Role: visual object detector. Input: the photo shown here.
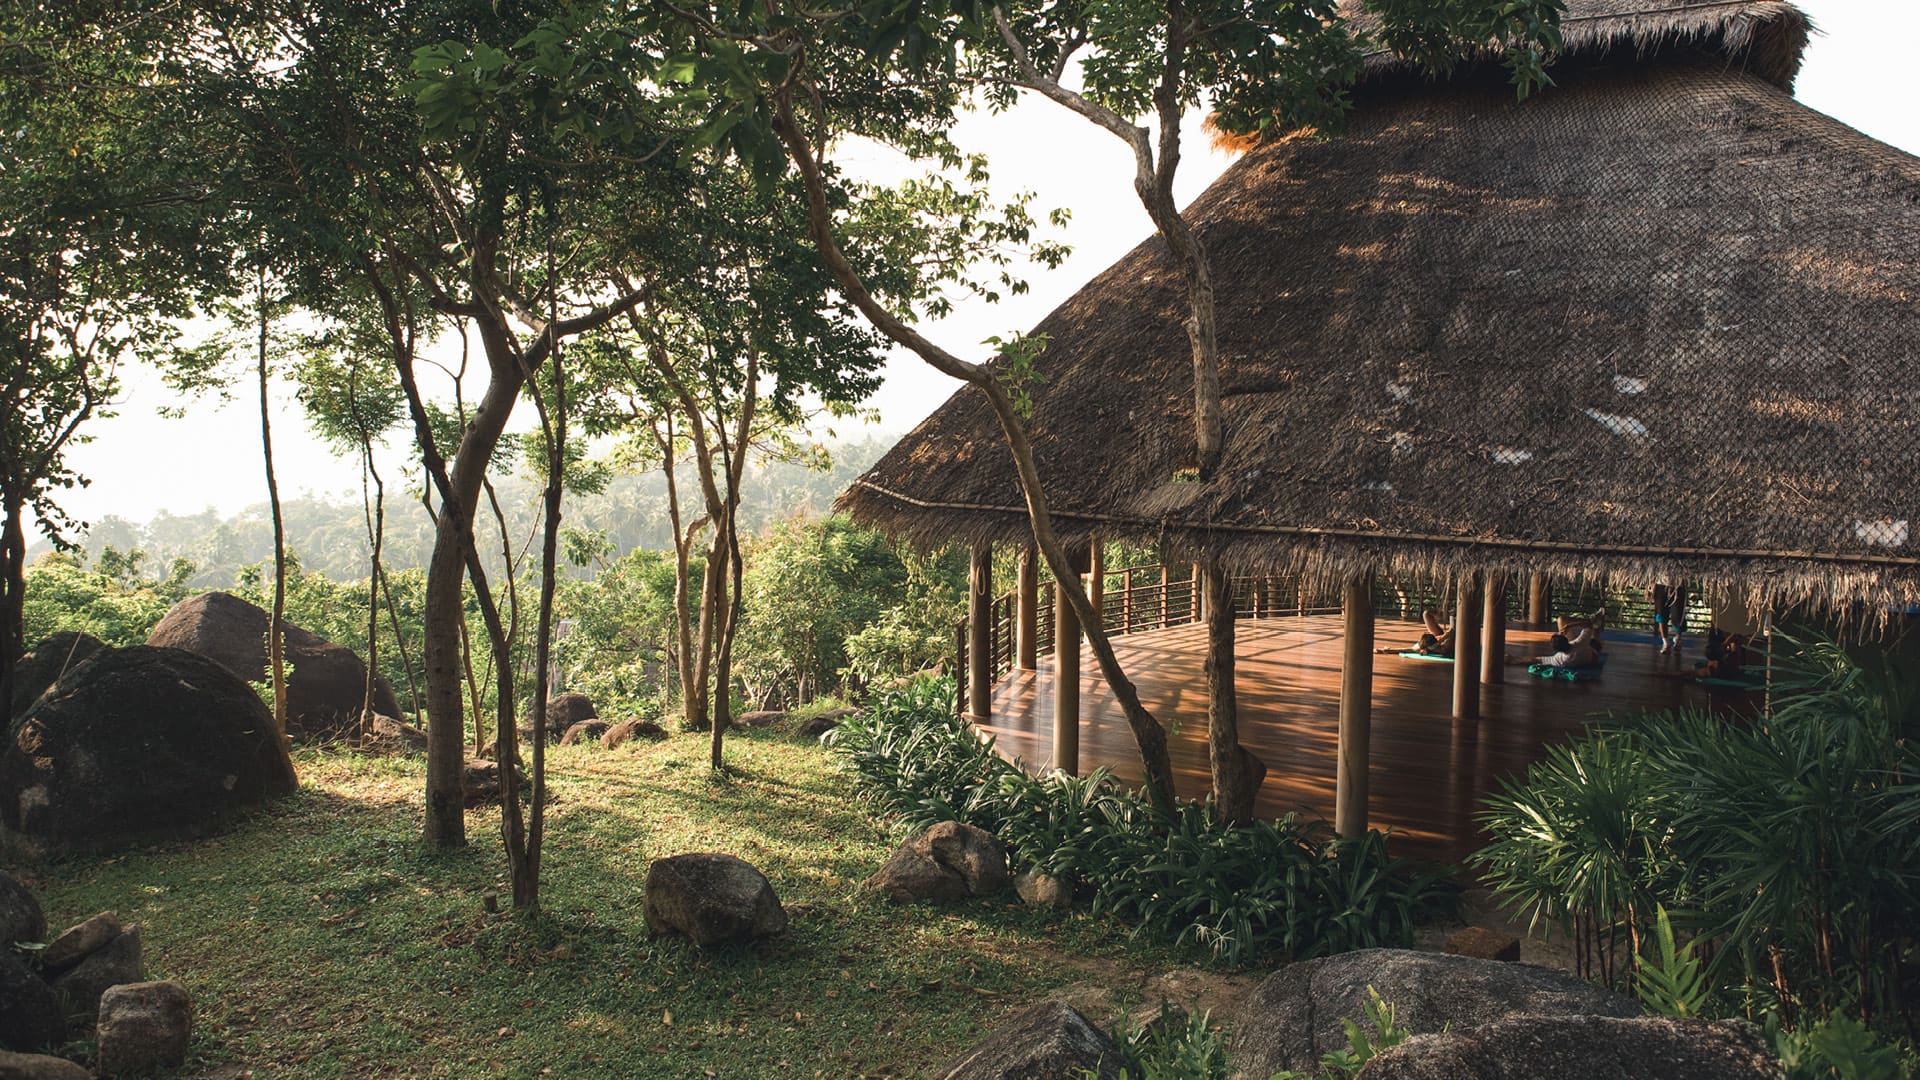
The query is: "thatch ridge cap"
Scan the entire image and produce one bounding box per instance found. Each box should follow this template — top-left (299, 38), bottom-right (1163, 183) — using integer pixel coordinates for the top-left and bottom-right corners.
top-left (1351, 0), bottom-right (1811, 92)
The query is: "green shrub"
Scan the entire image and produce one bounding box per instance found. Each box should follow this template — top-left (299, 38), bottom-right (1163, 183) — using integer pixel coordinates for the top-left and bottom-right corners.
top-left (1092, 1003), bottom-right (1232, 1080)
top-left (1474, 636), bottom-right (1920, 1039)
top-left (831, 679), bottom-right (1449, 965)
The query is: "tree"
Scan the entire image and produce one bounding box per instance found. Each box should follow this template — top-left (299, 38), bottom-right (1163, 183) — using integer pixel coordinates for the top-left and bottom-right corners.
top-left (210, 0), bottom-right (682, 847)
top-left (0, 3), bottom-right (223, 710)
top-left (294, 320), bottom-right (413, 725)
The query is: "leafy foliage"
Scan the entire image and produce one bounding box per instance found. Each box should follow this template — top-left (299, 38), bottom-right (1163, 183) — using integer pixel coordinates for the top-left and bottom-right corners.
top-left (1096, 1002), bottom-right (1232, 1080)
top-left (1475, 638), bottom-right (1920, 1038)
top-left (21, 548), bottom-right (195, 648)
top-left (1633, 906), bottom-right (1713, 1020)
top-left (829, 680), bottom-right (1450, 964)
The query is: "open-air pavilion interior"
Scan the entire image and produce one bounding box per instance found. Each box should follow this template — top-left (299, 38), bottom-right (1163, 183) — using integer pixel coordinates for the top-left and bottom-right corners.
top-left (840, 0), bottom-right (1920, 864)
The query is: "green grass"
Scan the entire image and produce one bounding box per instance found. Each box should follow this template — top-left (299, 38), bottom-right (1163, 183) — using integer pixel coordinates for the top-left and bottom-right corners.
top-left (22, 726), bottom-right (1187, 1078)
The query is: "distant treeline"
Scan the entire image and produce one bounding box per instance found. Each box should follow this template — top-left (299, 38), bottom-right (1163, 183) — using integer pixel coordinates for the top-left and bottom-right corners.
top-left (44, 436), bottom-right (894, 587)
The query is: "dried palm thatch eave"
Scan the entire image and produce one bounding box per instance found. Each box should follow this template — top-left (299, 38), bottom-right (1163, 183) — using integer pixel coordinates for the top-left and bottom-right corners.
top-left (839, 478), bottom-right (1920, 616)
top-left (1350, 0), bottom-right (1812, 92)
top-left (841, 44), bottom-right (1920, 615)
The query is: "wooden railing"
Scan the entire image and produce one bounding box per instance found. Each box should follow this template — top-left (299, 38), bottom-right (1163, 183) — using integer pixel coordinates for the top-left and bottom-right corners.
top-left (956, 568), bottom-right (1716, 716)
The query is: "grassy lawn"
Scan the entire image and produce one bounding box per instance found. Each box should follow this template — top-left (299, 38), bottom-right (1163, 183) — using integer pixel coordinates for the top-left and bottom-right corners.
top-left (21, 727), bottom-right (1195, 1079)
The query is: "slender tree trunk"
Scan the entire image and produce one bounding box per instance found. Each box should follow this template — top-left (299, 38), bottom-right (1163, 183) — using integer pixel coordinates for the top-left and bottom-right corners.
top-left (0, 497), bottom-right (25, 713)
top-left (256, 273), bottom-right (289, 742)
top-left (1203, 558), bottom-right (1254, 822)
top-left (378, 563), bottom-right (421, 719)
top-left (359, 444), bottom-right (384, 730)
top-left (772, 95), bottom-right (1177, 813)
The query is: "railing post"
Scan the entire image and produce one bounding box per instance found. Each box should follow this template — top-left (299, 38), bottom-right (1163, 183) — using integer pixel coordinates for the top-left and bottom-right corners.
top-left (968, 543), bottom-right (992, 722)
top-left (1191, 562), bottom-right (1203, 622)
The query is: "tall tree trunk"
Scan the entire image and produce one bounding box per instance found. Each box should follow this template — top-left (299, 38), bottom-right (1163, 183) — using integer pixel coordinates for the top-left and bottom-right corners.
top-left (1204, 558), bottom-right (1254, 822)
top-left (256, 273), bottom-right (289, 742)
top-left (412, 343), bottom-right (525, 847)
top-left (359, 443), bottom-right (385, 730)
top-left (772, 95), bottom-right (1177, 813)
top-left (657, 421), bottom-right (703, 729)
top-left (0, 497), bottom-right (25, 714)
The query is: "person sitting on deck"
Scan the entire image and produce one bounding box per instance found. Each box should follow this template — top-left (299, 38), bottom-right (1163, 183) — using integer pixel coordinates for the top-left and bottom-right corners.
top-left (1660, 628), bottom-right (1750, 680)
top-left (1556, 608), bottom-right (1609, 648)
top-left (1505, 632), bottom-right (1601, 669)
top-left (1376, 609), bottom-right (1455, 657)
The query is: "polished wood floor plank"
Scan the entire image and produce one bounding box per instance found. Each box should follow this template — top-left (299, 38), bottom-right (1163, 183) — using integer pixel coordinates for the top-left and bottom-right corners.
top-left (983, 616), bottom-right (1759, 864)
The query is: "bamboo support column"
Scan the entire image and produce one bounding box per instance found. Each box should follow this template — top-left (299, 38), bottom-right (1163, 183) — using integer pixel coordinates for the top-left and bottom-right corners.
top-left (1053, 571), bottom-right (1081, 775)
top-left (1527, 573), bottom-right (1550, 626)
top-left (1016, 547), bottom-right (1038, 670)
top-left (1452, 572), bottom-right (1483, 720)
top-left (1337, 570), bottom-right (1376, 839)
top-left (967, 544), bottom-right (992, 721)
top-left (1482, 573), bottom-right (1507, 686)
top-left (1088, 536), bottom-right (1104, 629)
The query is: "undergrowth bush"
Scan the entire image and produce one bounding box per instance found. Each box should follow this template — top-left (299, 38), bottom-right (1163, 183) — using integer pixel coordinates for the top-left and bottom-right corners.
top-left (829, 677), bottom-right (1450, 964)
top-left (1475, 635), bottom-right (1920, 1057)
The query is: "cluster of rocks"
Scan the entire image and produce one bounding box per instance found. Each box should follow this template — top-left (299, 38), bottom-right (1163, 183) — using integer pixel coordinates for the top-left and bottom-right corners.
top-left (933, 949), bottom-right (1782, 1079)
top-left (0, 872), bottom-right (191, 1077)
top-left (145, 592), bottom-right (400, 743)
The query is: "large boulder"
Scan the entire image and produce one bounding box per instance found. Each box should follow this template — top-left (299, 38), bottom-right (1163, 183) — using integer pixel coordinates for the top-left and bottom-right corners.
top-left (0, 951), bottom-right (63, 1052)
top-left (601, 719), bottom-right (669, 749)
top-left (0, 871), bottom-right (43, 948)
top-left (50, 923), bottom-right (142, 1025)
top-left (9, 633), bottom-right (108, 719)
top-left (540, 693), bottom-right (596, 737)
top-left (643, 853), bottom-right (787, 946)
top-left (867, 821), bottom-right (1010, 903)
top-left (462, 758), bottom-right (528, 809)
top-left (1231, 949), bottom-right (1639, 1077)
top-left (1358, 1015), bottom-right (1783, 1080)
top-left (360, 714), bottom-right (428, 754)
top-left (144, 591), bottom-right (400, 742)
top-left (94, 980), bottom-right (193, 1077)
top-left (41, 912), bottom-right (121, 972)
top-left (559, 719), bottom-right (610, 747)
top-left (0, 1051), bottom-right (91, 1080)
top-left (935, 1001), bottom-right (1122, 1080)
top-left (1, 648), bottom-right (298, 853)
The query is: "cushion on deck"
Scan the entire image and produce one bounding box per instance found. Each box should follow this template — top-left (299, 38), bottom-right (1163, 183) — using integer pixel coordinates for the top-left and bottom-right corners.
top-left (1397, 651), bottom-right (1455, 662)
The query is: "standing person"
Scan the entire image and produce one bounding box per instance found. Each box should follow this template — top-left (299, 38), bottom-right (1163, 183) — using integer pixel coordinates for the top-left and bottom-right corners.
top-left (1651, 584), bottom-right (1686, 654)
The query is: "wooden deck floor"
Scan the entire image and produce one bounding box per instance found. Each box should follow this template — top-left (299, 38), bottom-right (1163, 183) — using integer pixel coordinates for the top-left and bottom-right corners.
top-left (982, 615), bottom-right (1761, 865)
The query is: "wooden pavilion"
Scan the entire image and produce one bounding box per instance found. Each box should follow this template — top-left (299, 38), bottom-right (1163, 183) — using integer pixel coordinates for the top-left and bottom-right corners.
top-left (840, 0), bottom-right (1920, 857)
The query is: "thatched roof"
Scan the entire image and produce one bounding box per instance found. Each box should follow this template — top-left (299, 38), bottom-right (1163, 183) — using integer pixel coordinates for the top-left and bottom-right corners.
top-left (842, 0), bottom-right (1920, 608)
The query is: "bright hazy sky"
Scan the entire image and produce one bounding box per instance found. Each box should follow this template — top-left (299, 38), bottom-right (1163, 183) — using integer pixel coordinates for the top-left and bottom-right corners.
top-left (55, 0), bottom-right (1920, 532)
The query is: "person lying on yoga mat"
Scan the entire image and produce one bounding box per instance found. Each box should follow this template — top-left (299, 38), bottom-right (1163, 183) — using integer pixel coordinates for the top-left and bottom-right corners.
top-left (1504, 633), bottom-right (1601, 669)
top-left (1376, 609), bottom-right (1455, 657)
